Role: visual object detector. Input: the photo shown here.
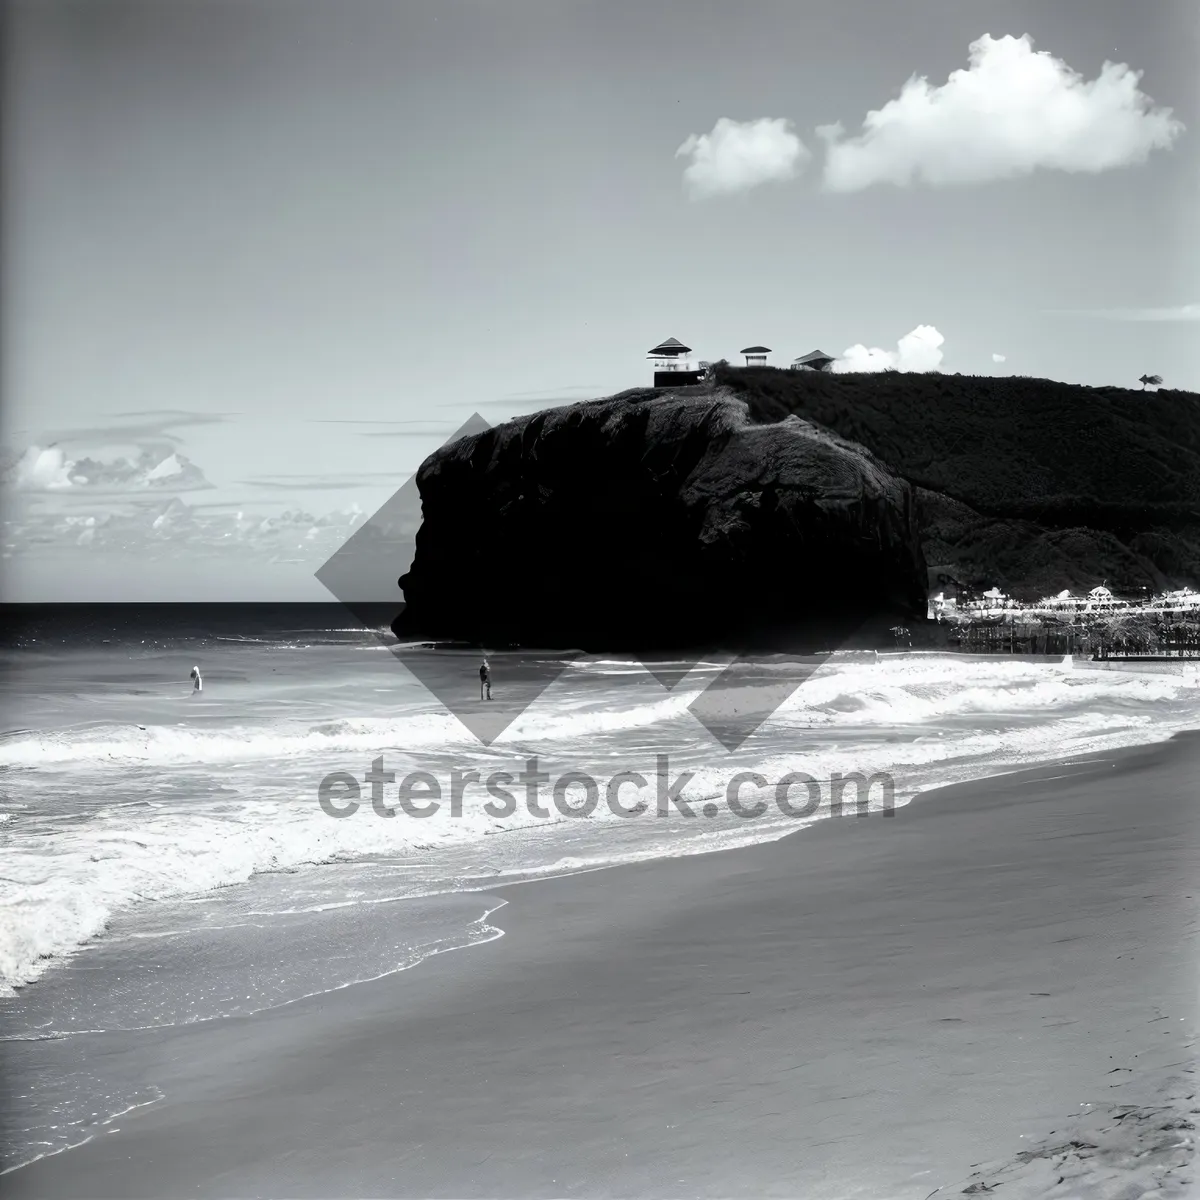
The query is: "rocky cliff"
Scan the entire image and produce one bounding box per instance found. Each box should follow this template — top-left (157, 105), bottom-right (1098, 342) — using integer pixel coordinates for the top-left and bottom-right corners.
top-left (393, 389), bottom-right (928, 651)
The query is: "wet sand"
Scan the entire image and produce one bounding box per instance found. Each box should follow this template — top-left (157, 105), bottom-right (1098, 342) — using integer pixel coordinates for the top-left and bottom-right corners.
top-left (5, 733), bottom-right (1198, 1198)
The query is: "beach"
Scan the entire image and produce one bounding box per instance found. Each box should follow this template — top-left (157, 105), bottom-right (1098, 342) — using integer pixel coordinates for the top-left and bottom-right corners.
top-left (5, 728), bottom-right (1196, 1198)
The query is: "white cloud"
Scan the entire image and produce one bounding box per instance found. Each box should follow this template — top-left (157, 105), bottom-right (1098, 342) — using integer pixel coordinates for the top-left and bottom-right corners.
top-left (3, 497), bottom-right (370, 561)
top-left (832, 325), bottom-right (945, 373)
top-left (1056, 303), bottom-right (1200, 321)
top-left (992, 353), bottom-right (1007, 363)
top-left (676, 117), bottom-right (810, 199)
top-left (12, 446), bottom-right (77, 491)
top-left (3, 443), bottom-right (211, 493)
top-left (143, 452), bottom-right (185, 483)
top-left (1133, 304), bottom-right (1200, 321)
top-left (820, 34), bottom-right (1184, 192)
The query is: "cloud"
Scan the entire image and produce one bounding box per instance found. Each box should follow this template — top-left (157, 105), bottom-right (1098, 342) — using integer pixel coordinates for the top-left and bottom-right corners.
top-left (831, 325), bottom-right (945, 373)
top-left (0, 425), bottom-right (414, 577)
top-left (501, 386), bottom-right (600, 400)
top-left (358, 427), bottom-right (467, 439)
top-left (819, 34), bottom-right (1184, 192)
top-left (3, 443), bottom-right (212, 494)
top-left (11, 446), bottom-right (76, 491)
top-left (676, 117), bottom-right (810, 199)
top-left (36, 411), bottom-right (233, 447)
top-left (2, 497), bottom-right (375, 562)
top-left (992, 353), bottom-right (1007, 363)
top-left (239, 473), bottom-right (403, 491)
top-left (1050, 303), bottom-right (1200, 322)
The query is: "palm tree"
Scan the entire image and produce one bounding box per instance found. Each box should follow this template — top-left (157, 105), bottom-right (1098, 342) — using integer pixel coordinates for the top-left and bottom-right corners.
top-left (1138, 373), bottom-right (1163, 389)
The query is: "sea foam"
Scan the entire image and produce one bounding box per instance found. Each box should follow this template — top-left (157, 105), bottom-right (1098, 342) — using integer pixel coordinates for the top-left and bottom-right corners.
top-left (1, 651), bottom-right (1196, 993)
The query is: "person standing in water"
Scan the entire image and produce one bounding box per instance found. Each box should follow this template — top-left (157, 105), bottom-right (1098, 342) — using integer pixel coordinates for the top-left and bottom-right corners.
top-left (479, 658), bottom-right (491, 701)
top-left (190, 665), bottom-right (202, 695)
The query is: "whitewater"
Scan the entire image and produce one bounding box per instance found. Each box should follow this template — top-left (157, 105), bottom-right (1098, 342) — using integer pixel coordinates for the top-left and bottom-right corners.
top-left (3, 630), bottom-right (1197, 1007)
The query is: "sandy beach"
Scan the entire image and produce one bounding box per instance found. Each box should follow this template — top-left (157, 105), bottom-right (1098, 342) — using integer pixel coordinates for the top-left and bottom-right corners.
top-left (5, 731), bottom-right (1198, 1198)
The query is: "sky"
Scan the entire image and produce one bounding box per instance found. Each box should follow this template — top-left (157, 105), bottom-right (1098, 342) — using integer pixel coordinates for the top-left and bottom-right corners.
top-left (2, 0), bottom-right (1197, 601)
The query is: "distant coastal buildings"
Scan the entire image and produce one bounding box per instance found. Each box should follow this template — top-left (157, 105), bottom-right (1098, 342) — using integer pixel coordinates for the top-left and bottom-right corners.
top-left (648, 337), bottom-right (835, 387)
top-left (924, 584), bottom-right (1200, 657)
top-left (928, 584), bottom-right (1200, 622)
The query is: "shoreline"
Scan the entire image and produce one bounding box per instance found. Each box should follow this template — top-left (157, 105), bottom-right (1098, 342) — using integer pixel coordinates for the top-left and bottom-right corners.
top-left (4, 729), bottom-right (1197, 1197)
top-left (3, 681), bottom-right (1193, 1001)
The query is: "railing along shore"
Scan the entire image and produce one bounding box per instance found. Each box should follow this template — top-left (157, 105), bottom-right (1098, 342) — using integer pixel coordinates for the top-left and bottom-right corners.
top-left (896, 612), bottom-right (1200, 656)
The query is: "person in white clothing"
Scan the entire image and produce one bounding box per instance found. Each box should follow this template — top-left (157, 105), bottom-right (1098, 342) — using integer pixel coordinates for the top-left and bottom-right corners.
top-left (190, 665), bottom-right (202, 695)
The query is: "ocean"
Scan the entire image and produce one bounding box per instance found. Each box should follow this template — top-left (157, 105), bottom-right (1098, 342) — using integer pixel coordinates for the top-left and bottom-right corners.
top-left (1, 603), bottom-right (1198, 1169)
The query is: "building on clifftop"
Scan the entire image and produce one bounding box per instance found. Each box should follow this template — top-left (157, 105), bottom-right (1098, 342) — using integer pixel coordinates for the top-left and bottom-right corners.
top-left (790, 349), bottom-right (836, 372)
top-left (648, 336), bottom-right (706, 389)
top-left (740, 344), bottom-right (771, 367)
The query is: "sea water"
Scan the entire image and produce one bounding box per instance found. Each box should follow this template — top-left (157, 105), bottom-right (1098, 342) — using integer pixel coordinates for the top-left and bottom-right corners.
top-left (1, 607), bottom-right (1198, 1167)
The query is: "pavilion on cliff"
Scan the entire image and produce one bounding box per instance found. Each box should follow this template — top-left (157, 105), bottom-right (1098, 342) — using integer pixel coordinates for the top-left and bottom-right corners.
top-left (648, 337), bottom-right (693, 371)
top-left (648, 336), bottom-right (706, 389)
top-left (790, 349), bottom-right (836, 372)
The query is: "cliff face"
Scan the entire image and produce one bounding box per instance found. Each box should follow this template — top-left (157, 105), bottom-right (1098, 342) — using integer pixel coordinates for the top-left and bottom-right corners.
top-left (393, 389), bottom-right (928, 651)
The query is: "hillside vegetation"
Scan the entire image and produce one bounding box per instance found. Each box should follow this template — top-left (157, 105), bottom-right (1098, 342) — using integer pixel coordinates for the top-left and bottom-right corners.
top-left (712, 364), bottom-right (1200, 599)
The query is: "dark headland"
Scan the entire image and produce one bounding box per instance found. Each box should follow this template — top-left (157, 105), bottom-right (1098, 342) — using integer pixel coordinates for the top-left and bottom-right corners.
top-left (394, 387), bottom-right (927, 652)
top-left (393, 367), bottom-right (1200, 650)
